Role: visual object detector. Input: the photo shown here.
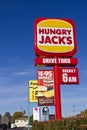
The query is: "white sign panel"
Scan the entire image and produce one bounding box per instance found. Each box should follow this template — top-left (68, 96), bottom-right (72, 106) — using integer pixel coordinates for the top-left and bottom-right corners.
top-left (33, 107), bottom-right (40, 121)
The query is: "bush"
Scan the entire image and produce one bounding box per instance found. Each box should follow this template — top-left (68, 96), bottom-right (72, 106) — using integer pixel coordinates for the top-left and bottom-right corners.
top-left (32, 117), bottom-right (87, 130)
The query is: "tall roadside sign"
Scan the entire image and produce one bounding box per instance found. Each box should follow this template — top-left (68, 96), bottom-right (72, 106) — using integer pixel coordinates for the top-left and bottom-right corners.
top-left (28, 80), bottom-right (38, 130)
top-left (34, 18), bottom-right (79, 119)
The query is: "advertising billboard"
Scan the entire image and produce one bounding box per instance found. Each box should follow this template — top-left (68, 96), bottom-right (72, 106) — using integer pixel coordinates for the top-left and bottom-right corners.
top-left (59, 68), bottom-right (79, 84)
top-left (29, 80), bottom-right (38, 102)
top-left (38, 70), bottom-right (54, 106)
top-left (34, 18), bottom-right (77, 57)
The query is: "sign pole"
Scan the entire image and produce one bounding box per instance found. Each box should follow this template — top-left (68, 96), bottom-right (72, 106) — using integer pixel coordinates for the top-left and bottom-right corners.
top-left (54, 64), bottom-right (62, 119)
top-left (28, 81), bottom-right (30, 130)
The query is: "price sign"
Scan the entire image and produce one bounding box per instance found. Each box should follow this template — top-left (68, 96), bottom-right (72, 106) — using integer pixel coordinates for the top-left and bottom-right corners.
top-left (59, 68), bottom-right (79, 84)
top-left (38, 70), bottom-right (54, 106)
top-left (38, 70), bottom-right (53, 79)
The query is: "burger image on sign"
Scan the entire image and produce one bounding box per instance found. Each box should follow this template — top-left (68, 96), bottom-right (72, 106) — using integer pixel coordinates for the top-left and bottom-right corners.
top-left (34, 18), bottom-right (77, 57)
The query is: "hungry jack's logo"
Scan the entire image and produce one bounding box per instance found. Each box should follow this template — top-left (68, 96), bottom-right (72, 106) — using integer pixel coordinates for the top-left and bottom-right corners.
top-left (34, 18), bottom-right (77, 57)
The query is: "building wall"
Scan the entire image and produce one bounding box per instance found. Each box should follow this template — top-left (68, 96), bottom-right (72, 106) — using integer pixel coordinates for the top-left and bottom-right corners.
top-left (15, 119), bottom-right (28, 127)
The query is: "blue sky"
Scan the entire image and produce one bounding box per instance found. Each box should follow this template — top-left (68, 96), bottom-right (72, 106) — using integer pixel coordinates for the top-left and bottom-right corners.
top-left (0, 0), bottom-right (87, 117)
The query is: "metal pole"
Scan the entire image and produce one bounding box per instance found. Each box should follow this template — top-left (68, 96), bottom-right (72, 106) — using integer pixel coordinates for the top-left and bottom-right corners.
top-left (28, 81), bottom-right (30, 130)
top-left (54, 65), bottom-right (62, 119)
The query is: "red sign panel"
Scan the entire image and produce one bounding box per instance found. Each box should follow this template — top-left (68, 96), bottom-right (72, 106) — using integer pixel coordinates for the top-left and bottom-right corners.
top-left (35, 57), bottom-right (78, 66)
top-left (59, 68), bottom-right (79, 84)
top-left (34, 18), bottom-right (77, 57)
top-left (38, 70), bottom-right (54, 106)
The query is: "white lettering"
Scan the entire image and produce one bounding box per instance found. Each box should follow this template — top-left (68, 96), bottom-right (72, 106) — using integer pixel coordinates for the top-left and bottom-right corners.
top-left (62, 69), bottom-right (76, 73)
top-left (58, 58), bottom-right (70, 63)
top-left (62, 73), bottom-right (77, 83)
top-left (68, 77), bottom-right (77, 82)
top-left (62, 73), bottom-right (68, 82)
top-left (43, 58), bottom-right (57, 64)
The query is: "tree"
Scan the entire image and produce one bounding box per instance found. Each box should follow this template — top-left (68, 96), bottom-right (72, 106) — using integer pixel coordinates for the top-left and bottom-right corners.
top-left (11, 111), bottom-right (23, 123)
top-left (22, 110), bottom-right (26, 116)
top-left (4, 112), bottom-right (11, 120)
top-left (29, 114), bottom-right (33, 124)
top-left (21, 108), bottom-right (26, 116)
top-left (0, 114), bottom-right (2, 118)
top-left (80, 109), bottom-right (87, 117)
top-left (0, 114), bottom-right (2, 123)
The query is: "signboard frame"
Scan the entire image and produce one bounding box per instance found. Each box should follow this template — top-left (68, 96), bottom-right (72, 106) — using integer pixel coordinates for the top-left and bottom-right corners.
top-left (34, 18), bottom-right (77, 57)
top-left (59, 67), bottom-right (79, 84)
top-left (35, 57), bottom-right (78, 66)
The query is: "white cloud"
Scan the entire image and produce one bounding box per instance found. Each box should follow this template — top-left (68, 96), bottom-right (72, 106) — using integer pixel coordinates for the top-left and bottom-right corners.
top-left (14, 71), bottom-right (30, 76)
